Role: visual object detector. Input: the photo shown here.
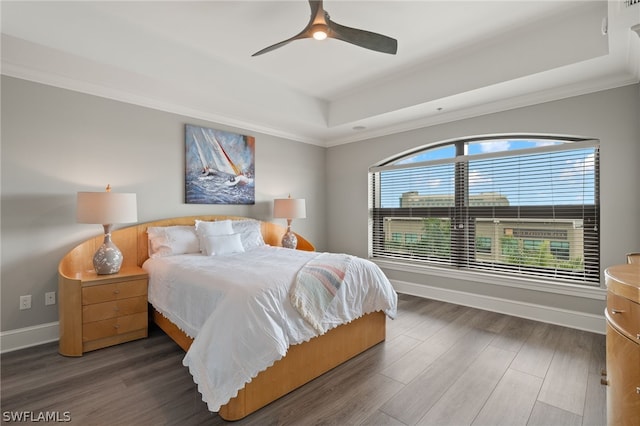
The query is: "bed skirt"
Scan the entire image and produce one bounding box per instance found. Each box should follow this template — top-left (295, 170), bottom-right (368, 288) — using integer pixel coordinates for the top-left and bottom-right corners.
top-left (152, 308), bottom-right (386, 420)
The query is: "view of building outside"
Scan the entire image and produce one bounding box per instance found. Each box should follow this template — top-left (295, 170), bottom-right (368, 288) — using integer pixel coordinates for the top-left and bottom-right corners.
top-left (384, 192), bottom-right (584, 269)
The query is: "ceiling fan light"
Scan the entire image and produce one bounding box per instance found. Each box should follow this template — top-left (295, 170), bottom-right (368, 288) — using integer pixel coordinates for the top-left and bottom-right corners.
top-left (313, 31), bottom-right (327, 40)
top-left (311, 24), bottom-right (328, 40)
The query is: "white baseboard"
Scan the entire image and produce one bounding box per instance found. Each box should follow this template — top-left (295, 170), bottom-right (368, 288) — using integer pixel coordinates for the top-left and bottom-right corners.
top-left (0, 322), bottom-right (59, 354)
top-left (392, 280), bottom-right (606, 335)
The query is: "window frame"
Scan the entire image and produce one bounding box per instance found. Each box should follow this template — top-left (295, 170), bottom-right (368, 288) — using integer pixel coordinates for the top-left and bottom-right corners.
top-left (368, 135), bottom-right (600, 287)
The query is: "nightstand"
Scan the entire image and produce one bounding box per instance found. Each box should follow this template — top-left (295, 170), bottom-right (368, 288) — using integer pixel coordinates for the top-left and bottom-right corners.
top-left (59, 265), bottom-right (148, 356)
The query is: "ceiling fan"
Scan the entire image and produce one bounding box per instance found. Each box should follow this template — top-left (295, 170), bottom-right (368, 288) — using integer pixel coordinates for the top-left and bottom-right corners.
top-left (252, 0), bottom-right (398, 56)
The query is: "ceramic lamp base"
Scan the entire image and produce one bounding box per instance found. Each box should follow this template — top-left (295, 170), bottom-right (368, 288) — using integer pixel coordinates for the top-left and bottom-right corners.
top-left (281, 230), bottom-right (298, 249)
top-left (93, 226), bottom-right (123, 274)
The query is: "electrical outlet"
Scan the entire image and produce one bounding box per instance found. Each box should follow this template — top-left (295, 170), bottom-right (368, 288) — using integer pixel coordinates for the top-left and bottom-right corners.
top-left (19, 295), bottom-right (32, 310)
top-left (45, 291), bottom-right (56, 306)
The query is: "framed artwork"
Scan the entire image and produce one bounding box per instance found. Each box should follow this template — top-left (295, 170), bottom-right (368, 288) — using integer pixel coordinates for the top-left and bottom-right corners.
top-left (185, 124), bottom-right (255, 204)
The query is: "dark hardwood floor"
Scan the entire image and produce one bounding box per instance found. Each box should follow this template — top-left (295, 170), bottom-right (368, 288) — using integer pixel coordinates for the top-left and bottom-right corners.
top-left (1, 294), bottom-right (606, 425)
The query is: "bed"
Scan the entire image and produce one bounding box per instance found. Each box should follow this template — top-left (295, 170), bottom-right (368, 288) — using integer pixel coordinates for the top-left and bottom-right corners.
top-left (58, 215), bottom-right (397, 420)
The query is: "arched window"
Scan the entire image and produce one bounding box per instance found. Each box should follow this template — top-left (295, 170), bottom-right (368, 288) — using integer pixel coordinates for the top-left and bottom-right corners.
top-left (368, 135), bottom-right (599, 285)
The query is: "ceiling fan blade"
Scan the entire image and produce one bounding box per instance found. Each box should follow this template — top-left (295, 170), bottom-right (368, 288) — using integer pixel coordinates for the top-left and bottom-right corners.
top-left (308, 0), bottom-right (325, 24)
top-left (252, 32), bottom-right (309, 57)
top-left (328, 20), bottom-right (397, 55)
top-left (252, 0), bottom-right (323, 57)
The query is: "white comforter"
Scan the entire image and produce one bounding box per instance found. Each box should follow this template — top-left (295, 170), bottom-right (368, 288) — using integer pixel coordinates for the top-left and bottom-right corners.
top-left (143, 246), bottom-right (397, 412)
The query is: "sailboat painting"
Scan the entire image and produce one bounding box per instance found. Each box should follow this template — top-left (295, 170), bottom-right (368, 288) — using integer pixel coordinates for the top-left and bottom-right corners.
top-left (185, 124), bottom-right (255, 204)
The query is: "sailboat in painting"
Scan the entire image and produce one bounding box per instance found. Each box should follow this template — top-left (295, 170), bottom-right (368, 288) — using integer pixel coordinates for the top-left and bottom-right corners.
top-left (194, 127), bottom-right (253, 185)
top-left (185, 125), bottom-right (255, 205)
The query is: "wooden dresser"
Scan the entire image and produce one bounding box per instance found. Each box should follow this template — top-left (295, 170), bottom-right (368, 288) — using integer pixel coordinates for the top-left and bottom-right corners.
top-left (604, 263), bottom-right (640, 425)
top-left (59, 266), bottom-right (148, 356)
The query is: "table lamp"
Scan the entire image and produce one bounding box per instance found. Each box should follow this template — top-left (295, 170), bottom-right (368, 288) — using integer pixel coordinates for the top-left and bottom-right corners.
top-left (273, 195), bottom-right (306, 249)
top-left (76, 185), bottom-right (138, 274)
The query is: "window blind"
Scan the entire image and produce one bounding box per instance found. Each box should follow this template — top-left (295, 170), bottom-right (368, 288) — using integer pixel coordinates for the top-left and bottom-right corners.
top-left (369, 137), bottom-right (600, 285)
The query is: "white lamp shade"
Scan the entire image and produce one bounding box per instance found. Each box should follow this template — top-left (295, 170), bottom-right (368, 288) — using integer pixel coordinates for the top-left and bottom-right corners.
top-left (77, 192), bottom-right (138, 225)
top-left (273, 198), bottom-right (306, 219)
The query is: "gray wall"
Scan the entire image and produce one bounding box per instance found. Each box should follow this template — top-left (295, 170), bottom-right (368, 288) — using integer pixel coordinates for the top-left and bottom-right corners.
top-left (326, 84), bottom-right (640, 318)
top-left (1, 76), bottom-right (326, 332)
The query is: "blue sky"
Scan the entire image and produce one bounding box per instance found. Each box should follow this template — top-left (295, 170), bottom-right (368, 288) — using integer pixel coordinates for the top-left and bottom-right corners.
top-left (380, 139), bottom-right (596, 208)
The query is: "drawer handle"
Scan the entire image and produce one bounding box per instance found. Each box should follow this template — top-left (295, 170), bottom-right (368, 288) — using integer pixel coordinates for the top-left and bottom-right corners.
top-left (637, 387), bottom-right (640, 395)
top-left (610, 309), bottom-right (625, 314)
top-left (113, 290), bottom-right (120, 295)
top-left (637, 333), bottom-right (640, 340)
top-left (113, 307), bottom-right (120, 312)
top-left (114, 324), bottom-right (120, 329)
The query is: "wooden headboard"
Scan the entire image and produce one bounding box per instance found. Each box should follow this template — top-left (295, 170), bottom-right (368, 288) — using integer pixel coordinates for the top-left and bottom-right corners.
top-left (59, 215), bottom-right (314, 279)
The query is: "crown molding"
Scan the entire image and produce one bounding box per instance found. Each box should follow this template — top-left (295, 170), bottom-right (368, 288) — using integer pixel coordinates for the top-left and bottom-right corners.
top-left (1, 61), bottom-right (328, 148)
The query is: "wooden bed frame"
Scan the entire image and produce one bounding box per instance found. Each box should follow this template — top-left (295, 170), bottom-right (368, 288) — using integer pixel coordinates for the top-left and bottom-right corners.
top-left (58, 215), bottom-right (387, 421)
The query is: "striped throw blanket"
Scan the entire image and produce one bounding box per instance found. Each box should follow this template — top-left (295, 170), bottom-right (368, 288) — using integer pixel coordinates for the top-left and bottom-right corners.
top-left (290, 252), bottom-right (352, 334)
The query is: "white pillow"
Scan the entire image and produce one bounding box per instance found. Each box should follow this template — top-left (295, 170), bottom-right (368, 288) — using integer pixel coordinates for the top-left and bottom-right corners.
top-left (147, 226), bottom-right (200, 258)
top-left (203, 233), bottom-right (245, 256)
top-left (195, 219), bottom-right (234, 255)
top-left (232, 220), bottom-right (265, 250)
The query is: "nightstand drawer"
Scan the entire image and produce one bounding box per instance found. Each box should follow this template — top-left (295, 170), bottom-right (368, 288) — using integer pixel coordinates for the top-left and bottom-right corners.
top-left (82, 296), bottom-right (147, 323)
top-left (82, 312), bottom-right (148, 342)
top-left (82, 279), bottom-right (147, 305)
top-left (607, 291), bottom-right (640, 338)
